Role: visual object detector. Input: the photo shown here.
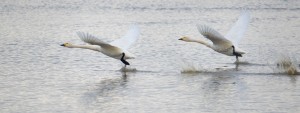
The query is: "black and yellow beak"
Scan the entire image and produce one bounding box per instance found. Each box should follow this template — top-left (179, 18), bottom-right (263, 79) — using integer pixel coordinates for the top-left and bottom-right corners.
top-left (60, 44), bottom-right (65, 46)
top-left (178, 38), bottom-right (183, 40)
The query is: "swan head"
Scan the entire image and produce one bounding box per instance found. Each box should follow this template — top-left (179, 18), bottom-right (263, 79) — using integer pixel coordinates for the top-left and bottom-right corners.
top-left (178, 36), bottom-right (193, 42)
top-left (60, 43), bottom-right (73, 48)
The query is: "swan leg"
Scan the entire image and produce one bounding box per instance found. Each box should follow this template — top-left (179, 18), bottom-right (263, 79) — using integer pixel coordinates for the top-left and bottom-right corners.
top-left (236, 55), bottom-right (239, 63)
top-left (120, 53), bottom-right (130, 66)
top-left (232, 45), bottom-right (241, 64)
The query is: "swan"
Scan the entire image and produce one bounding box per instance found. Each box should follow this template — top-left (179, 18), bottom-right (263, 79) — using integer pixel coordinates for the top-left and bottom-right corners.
top-left (61, 24), bottom-right (140, 66)
top-left (179, 10), bottom-right (250, 62)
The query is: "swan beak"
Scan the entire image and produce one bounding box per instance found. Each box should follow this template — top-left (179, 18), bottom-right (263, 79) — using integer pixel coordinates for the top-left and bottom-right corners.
top-left (178, 38), bottom-right (183, 40)
top-left (60, 44), bottom-right (65, 46)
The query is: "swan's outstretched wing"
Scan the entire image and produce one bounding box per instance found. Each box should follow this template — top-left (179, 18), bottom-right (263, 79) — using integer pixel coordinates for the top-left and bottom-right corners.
top-left (110, 24), bottom-right (140, 50)
top-left (225, 10), bottom-right (250, 46)
top-left (76, 31), bottom-right (116, 49)
top-left (197, 25), bottom-right (232, 47)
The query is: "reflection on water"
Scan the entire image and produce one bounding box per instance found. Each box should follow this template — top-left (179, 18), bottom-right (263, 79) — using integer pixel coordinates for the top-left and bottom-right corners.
top-left (119, 67), bottom-right (138, 72)
top-left (81, 73), bottom-right (128, 106)
top-left (1, 0), bottom-right (300, 113)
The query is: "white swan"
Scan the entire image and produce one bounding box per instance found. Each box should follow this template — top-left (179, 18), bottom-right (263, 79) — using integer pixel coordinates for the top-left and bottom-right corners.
top-left (179, 10), bottom-right (250, 62)
top-left (61, 24), bottom-right (140, 66)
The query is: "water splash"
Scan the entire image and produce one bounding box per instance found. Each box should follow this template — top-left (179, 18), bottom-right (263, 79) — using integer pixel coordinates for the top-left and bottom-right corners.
top-left (180, 60), bottom-right (207, 73)
top-left (271, 54), bottom-right (299, 75)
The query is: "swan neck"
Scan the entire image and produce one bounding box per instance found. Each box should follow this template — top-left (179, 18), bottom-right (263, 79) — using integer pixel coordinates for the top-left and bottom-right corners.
top-left (70, 45), bottom-right (101, 51)
top-left (190, 38), bottom-right (212, 48)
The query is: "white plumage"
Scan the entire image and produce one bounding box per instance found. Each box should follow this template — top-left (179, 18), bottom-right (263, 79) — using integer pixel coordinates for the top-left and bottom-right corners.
top-left (61, 24), bottom-right (140, 66)
top-left (179, 10), bottom-right (250, 62)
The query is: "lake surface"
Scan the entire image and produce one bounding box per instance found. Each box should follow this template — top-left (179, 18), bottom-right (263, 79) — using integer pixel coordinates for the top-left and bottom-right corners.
top-left (1, 0), bottom-right (300, 112)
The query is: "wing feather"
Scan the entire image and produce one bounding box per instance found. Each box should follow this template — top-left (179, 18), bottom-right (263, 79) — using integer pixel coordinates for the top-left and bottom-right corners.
top-left (76, 31), bottom-right (116, 49)
top-left (225, 10), bottom-right (250, 46)
top-left (197, 25), bottom-right (232, 47)
top-left (110, 24), bottom-right (140, 50)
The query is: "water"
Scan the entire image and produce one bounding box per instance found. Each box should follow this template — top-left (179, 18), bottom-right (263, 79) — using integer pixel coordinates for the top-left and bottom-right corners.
top-left (1, 0), bottom-right (300, 112)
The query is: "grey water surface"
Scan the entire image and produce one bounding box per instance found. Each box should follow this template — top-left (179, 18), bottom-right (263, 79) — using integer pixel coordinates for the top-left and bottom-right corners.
top-left (1, 0), bottom-right (300, 113)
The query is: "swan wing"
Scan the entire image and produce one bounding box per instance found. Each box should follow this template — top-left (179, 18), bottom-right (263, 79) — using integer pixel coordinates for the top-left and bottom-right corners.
top-left (76, 31), bottom-right (117, 49)
top-left (110, 24), bottom-right (140, 50)
top-left (225, 10), bottom-right (250, 46)
top-left (197, 25), bottom-right (232, 47)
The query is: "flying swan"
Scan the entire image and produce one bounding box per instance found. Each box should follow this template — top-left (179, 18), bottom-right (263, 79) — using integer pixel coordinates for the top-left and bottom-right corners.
top-left (61, 24), bottom-right (140, 67)
top-left (179, 10), bottom-right (250, 62)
